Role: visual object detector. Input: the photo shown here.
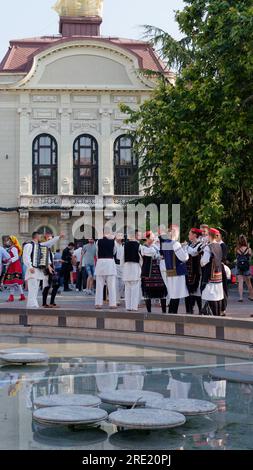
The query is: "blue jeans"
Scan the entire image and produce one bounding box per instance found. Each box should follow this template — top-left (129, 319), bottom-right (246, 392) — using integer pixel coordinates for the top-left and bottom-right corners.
top-left (85, 264), bottom-right (95, 278)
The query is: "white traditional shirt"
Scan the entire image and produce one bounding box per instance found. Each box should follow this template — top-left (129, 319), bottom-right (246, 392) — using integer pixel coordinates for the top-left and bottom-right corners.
top-left (167, 241), bottom-right (189, 299)
top-left (115, 242), bottom-right (124, 278)
top-left (201, 245), bottom-right (224, 301)
top-left (95, 240), bottom-right (117, 277)
top-left (23, 236), bottom-right (60, 281)
top-left (122, 240), bottom-right (141, 282)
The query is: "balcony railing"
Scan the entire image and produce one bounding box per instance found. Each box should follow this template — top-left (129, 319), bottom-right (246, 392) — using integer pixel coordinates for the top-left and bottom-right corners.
top-left (19, 195), bottom-right (141, 210)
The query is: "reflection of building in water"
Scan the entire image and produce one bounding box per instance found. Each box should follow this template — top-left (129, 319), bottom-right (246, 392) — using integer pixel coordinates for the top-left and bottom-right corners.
top-left (118, 364), bottom-right (145, 390)
top-left (95, 361), bottom-right (118, 392)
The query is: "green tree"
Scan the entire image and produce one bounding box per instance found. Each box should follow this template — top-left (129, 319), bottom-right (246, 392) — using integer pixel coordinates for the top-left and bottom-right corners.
top-left (122, 0), bottom-right (253, 241)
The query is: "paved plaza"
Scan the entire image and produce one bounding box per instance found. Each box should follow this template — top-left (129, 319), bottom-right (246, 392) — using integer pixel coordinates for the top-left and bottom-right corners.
top-left (0, 286), bottom-right (252, 319)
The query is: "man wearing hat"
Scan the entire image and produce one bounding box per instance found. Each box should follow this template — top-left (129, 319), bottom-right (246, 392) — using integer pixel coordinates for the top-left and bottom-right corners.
top-left (161, 224), bottom-right (189, 314)
top-left (185, 228), bottom-right (203, 314)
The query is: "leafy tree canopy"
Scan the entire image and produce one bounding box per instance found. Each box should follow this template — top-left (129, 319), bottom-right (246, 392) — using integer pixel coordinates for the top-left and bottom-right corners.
top-left (122, 0), bottom-right (253, 243)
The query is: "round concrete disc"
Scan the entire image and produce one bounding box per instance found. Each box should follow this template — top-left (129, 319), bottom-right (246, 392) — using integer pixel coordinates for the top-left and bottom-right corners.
top-left (147, 398), bottom-right (217, 416)
top-left (98, 390), bottom-right (163, 407)
top-left (0, 352), bottom-right (49, 365)
top-left (33, 406), bottom-right (108, 426)
top-left (34, 394), bottom-right (101, 409)
top-left (0, 348), bottom-right (46, 355)
top-left (109, 409), bottom-right (186, 430)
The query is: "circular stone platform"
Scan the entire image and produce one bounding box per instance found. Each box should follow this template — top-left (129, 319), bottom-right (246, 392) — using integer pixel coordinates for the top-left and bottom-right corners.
top-left (98, 390), bottom-right (163, 407)
top-left (109, 409), bottom-right (186, 430)
top-left (0, 352), bottom-right (49, 365)
top-left (146, 398), bottom-right (217, 416)
top-left (0, 348), bottom-right (46, 355)
top-left (34, 394), bottom-right (101, 409)
top-left (33, 406), bottom-right (108, 426)
top-left (210, 368), bottom-right (253, 384)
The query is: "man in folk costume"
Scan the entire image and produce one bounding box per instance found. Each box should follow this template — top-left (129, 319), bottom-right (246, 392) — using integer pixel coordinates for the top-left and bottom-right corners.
top-left (140, 231), bottom-right (168, 313)
top-left (215, 229), bottom-right (229, 316)
top-left (42, 232), bottom-right (61, 309)
top-left (161, 225), bottom-right (189, 314)
top-left (23, 231), bottom-right (64, 309)
top-left (185, 228), bottom-right (203, 314)
top-left (157, 225), bottom-right (170, 305)
top-left (3, 236), bottom-right (25, 302)
top-left (114, 233), bottom-right (125, 306)
top-left (200, 228), bottom-right (224, 316)
top-left (122, 229), bottom-right (141, 311)
top-left (95, 228), bottom-right (117, 309)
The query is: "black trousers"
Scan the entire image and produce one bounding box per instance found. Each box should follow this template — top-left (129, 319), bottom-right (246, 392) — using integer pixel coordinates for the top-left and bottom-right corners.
top-left (42, 283), bottom-right (60, 306)
top-left (168, 298), bottom-right (180, 314)
top-left (208, 300), bottom-right (222, 316)
top-left (62, 266), bottom-right (71, 291)
top-left (145, 298), bottom-right (167, 313)
top-left (185, 295), bottom-right (202, 314)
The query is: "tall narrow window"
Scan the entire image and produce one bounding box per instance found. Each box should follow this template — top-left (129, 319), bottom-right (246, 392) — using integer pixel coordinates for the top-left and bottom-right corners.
top-left (32, 134), bottom-right (58, 195)
top-left (73, 134), bottom-right (98, 195)
top-left (114, 135), bottom-right (138, 195)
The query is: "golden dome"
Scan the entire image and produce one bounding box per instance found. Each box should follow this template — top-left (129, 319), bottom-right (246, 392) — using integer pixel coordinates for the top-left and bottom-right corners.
top-left (53, 0), bottom-right (103, 17)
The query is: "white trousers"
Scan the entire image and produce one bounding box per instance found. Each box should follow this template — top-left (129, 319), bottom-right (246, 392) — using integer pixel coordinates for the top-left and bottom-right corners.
top-left (95, 275), bottom-right (116, 307)
top-left (116, 276), bottom-right (125, 303)
top-left (125, 281), bottom-right (140, 311)
top-left (27, 278), bottom-right (40, 308)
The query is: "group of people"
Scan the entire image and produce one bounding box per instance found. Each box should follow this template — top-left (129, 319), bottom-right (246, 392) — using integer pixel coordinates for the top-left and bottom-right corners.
top-left (1, 224), bottom-right (253, 316)
top-left (93, 224), bottom-right (228, 316)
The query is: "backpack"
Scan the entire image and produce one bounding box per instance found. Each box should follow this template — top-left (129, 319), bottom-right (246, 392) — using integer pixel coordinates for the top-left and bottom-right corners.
top-left (237, 249), bottom-right (250, 272)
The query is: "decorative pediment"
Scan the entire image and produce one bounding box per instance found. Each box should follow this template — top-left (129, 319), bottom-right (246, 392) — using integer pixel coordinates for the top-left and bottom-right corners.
top-left (12, 40), bottom-right (154, 91)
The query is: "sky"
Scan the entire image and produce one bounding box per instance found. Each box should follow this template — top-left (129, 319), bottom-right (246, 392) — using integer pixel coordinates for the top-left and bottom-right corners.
top-left (0, 0), bottom-right (184, 61)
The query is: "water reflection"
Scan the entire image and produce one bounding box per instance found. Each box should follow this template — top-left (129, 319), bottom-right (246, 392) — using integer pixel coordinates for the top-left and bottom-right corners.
top-left (0, 340), bottom-right (253, 449)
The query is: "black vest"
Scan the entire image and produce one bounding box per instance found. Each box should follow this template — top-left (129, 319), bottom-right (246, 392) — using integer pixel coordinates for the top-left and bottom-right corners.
top-left (124, 241), bottom-right (140, 263)
top-left (97, 238), bottom-right (115, 259)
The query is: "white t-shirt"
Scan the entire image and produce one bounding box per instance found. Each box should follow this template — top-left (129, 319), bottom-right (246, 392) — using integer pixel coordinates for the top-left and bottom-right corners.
top-left (73, 247), bottom-right (82, 264)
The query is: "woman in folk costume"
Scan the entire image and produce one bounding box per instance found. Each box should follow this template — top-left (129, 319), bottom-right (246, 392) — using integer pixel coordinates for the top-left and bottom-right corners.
top-left (140, 231), bottom-right (167, 313)
top-left (4, 236), bottom-right (25, 302)
top-left (185, 228), bottom-right (203, 314)
top-left (200, 228), bottom-right (224, 316)
top-left (122, 230), bottom-right (141, 312)
top-left (160, 224), bottom-right (189, 314)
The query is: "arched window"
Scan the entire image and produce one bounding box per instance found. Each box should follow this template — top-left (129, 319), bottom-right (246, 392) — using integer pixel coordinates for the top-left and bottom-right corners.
top-left (32, 134), bottom-right (58, 195)
top-left (73, 134), bottom-right (98, 195)
top-left (114, 135), bottom-right (138, 195)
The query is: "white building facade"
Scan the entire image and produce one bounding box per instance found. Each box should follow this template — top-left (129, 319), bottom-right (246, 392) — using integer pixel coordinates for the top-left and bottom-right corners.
top-left (0, 1), bottom-right (172, 244)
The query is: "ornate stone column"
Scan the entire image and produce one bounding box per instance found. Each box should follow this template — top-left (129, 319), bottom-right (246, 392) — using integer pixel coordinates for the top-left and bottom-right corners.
top-left (18, 93), bottom-right (32, 195)
top-left (59, 94), bottom-right (72, 196)
top-left (99, 95), bottom-right (113, 195)
top-left (19, 210), bottom-right (30, 235)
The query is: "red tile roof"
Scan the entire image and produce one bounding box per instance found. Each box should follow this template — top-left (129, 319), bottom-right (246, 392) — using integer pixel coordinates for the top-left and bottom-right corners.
top-left (0, 35), bottom-right (167, 74)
